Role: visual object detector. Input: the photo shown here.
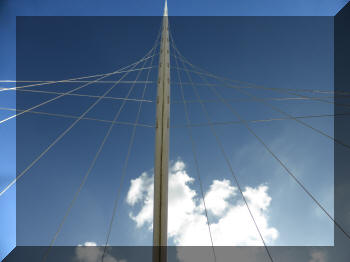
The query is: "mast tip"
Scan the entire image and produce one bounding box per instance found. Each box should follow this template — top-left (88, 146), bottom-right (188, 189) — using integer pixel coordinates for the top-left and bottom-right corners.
top-left (164, 0), bottom-right (168, 16)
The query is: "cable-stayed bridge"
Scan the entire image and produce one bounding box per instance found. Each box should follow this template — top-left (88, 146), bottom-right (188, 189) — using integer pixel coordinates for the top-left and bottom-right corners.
top-left (1, 2), bottom-right (349, 262)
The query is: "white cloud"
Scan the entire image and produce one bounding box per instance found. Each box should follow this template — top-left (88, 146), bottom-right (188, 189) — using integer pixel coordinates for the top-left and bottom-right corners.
top-left (126, 172), bottom-right (154, 229)
top-left (126, 160), bottom-right (278, 246)
top-left (175, 246), bottom-right (268, 262)
top-left (78, 242), bottom-right (97, 247)
top-left (74, 242), bottom-right (126, 262)
top-left (243, 185), bottom-right (271, 211)
top-left (309, 249), bottom-right (327, 262)
top-left (126, 172), bottom-right (153, 206)
top-left (205, 179), bottom-right (236, 216)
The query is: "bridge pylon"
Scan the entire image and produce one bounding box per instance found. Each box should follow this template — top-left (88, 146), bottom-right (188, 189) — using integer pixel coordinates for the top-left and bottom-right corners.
top-left (153, 1), bottom-right (170, 262)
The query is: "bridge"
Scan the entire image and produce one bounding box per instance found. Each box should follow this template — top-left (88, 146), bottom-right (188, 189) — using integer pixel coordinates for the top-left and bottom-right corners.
top-left (1, 1), bottom-right (350, 262)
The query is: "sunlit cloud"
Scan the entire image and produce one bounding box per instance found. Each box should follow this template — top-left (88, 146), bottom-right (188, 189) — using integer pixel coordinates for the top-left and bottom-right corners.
top-left (74, 242), bottom-right (126, 262)
top-left (309, 249), bottom-right (327, 262)
top-left (126, 160), bottom-right (278, 246)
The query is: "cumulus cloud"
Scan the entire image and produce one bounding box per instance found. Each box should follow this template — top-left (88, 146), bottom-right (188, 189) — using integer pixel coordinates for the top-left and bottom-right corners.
top-left (78, 242), bottom-right (98, 247)
top-left (205, 179), bottom-right (236, 216)
top-left (127, 172), bottom-right (154, 229)
top-left (126, 160), bottom-right (278, 246)
top-left (309, 249), bottom-right (327, 262)
top-left (74, 242), bottom-right (126, 262)
top-left (175, 246), bottom-right (269, 262)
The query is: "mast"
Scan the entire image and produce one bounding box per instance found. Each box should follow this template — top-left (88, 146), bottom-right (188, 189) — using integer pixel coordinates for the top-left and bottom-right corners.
top-left (153, 1), bottom-right (170, 262)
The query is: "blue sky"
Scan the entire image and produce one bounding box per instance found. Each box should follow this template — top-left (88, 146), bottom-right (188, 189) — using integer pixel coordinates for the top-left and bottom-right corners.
top-left (0, 0), bottom-right (349, 261)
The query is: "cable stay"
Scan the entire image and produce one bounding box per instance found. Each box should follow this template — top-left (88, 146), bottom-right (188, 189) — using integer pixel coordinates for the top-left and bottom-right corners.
top-left (171, 96), bottom-right (337, 103)
top-left (170, 35), bottom-right (350, 242)
top-left (0, 107), bottom-right (154, 127)
top-left (11, 88), bottom-right (154, 102)
top-left (172, 40), bottom-right (275, 262)
top-left (100, 34), bottom-right (158, 262)
top-left (0, 54), bottom-right (157, 125)
top-left (206, 77), bottom-right (350, 106)
top-left (170, 38), bottom-right (350, 151)
top-left (171, 112), bottom-right (350, 128)
top-left (171, 65), bottom-right (350, 107)
top-left (0, 79), bottom-right (156, 92)
top-left (0, 62), bottom-right (156, 125)
top-left (2, 10), bottom-right (347, 260)
top-left (0, 63), bottom-right (158, 92)
top-left (195, 68), bottom-right (350, 149)
top-left (41, 32), bottom-right (160, 262)
top-left (168, 59), bottom-right (350, 97)
top-left (3, 107), bottom-right (347, 130)
top-left (0, 41), bottom-right (159, 198)
top-left (172, 41), bottom-right (217, 262)
top-left (0, 80), bottom-right (154, 84)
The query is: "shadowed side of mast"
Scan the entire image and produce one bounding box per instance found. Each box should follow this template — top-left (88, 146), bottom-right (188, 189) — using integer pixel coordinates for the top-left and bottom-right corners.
top-left (153, 1), bottom-right (170, 262)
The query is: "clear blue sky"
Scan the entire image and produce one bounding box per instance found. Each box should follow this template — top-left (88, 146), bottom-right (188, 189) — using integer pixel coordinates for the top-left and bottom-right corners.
top-left (0, 0), bottom-right (349, 261)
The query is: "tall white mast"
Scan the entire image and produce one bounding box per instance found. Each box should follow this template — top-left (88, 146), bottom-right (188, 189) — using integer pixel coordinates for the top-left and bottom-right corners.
top-left (153, 0), bottom-right (170, 262)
